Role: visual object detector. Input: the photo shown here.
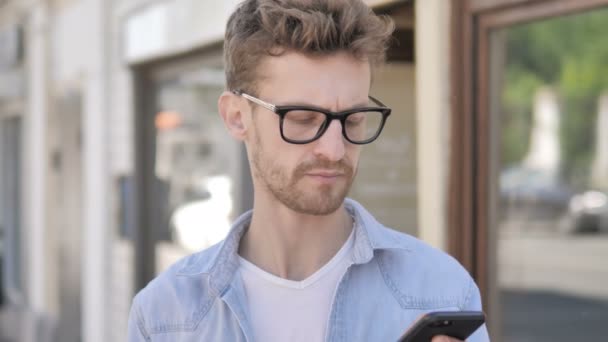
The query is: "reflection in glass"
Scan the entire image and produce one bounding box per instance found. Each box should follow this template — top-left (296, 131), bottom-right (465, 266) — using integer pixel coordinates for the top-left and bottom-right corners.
top-left (492, 8), bottom-right (608, 342)
top-left (153, 66), bottom-right (240, 254)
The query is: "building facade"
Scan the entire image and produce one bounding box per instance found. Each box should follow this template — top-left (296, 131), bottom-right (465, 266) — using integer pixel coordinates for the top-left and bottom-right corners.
top-left (0, 0), bottom-right (428, 340)
top-left (2, 0), bottom-right (607, 341)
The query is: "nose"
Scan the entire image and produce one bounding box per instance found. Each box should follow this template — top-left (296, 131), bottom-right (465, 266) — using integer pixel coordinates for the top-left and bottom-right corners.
top-left (312, 119), bottom-right (345, 162)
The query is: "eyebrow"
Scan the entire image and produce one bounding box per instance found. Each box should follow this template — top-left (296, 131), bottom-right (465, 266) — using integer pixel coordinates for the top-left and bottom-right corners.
top-left (275, 100), bottom-right (372, 111)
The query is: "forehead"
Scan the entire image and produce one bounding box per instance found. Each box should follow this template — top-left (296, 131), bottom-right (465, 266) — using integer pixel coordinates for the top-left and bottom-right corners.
top-left (256, 51), bottom-right (371, 107)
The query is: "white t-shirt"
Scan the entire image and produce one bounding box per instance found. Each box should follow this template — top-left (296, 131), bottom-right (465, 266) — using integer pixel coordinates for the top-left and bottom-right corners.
top-left (238, 230), bottom-right (355, 342)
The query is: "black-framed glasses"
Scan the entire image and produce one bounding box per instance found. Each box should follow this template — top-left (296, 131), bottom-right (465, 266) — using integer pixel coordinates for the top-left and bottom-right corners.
top-left (232, 90), bottom-right (392, 145)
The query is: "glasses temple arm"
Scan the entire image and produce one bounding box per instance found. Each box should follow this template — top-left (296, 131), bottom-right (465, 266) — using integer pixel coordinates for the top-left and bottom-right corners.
top-left (232, 90), bottom-right (277, 112)
top-left (368, 95), bottom-right (388, 108)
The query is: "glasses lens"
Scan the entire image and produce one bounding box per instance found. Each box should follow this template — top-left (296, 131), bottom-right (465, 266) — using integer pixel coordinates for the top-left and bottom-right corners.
top-left (344, 111), bottom-right (385, 143)
top-left (282, 110), bottom-right (327, 142)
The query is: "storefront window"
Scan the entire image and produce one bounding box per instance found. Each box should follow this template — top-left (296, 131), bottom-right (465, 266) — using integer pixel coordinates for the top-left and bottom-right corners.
top-left (154, 66), bottom-right (241, 251)
top-left (140, 58), bottom-right (251, 276)
top-left (491, 8), bottom-right (608, 341)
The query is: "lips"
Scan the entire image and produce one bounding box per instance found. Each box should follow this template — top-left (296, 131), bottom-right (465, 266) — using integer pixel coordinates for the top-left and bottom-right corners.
top-left (306, 170), bottom-right (344, 177)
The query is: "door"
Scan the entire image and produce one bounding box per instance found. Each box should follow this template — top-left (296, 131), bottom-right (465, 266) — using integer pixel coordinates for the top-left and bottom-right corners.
top-left (134, 49), bottom-right (253, 288)
top-left (452, 0), bottom-right (608, 340)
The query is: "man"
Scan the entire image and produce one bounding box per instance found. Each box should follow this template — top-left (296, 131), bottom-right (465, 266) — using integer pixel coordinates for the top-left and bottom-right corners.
top-left (128, 0), bottom-right (490, 341)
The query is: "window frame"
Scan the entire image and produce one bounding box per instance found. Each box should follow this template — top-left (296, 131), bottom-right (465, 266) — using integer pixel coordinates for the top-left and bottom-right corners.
top-left (450, 0), bottom-right (608, 337)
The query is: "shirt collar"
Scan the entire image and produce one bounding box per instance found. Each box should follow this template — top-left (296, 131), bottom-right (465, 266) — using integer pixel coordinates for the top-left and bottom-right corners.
top-left (176, 198), bottom-right (411, 295)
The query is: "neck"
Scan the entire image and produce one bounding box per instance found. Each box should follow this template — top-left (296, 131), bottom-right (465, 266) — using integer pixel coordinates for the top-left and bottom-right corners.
top-left (238, 197), bottom-right (353, 281)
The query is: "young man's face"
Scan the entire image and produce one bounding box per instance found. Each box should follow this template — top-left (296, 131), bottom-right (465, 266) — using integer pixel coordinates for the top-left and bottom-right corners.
top-left (244, 52), bottom-right (371, 215)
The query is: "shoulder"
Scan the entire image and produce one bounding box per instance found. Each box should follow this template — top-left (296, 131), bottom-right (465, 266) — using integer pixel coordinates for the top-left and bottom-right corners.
top-left (130, 242), bottom-right (223, 333)
top-left (372, 226), bottom-right (477, 310)
top-left (135, 241), bottom-right (223, 300)
top-left (378, 226), bottom-right (466, 273)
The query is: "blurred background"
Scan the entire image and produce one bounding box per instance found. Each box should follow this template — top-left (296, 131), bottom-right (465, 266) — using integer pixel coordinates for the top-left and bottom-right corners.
top-left (0, 0), bottom-right (607, 341)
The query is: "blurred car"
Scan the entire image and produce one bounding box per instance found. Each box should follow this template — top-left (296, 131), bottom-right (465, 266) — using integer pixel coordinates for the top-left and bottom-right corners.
top-left (560, 190), bottom-right (608, 234)
top-left (499, 166), bottom-right (575, 221)
top-left (500, 166), bottom-right (608, 234)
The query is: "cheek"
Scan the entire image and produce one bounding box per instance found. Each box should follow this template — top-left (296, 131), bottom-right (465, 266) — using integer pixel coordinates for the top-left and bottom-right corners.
top-left (251, 115), bottom-right (285, 147)
top-left (346, 145), bottom-right (362, 164)
top-left (278, 148), bottom-right (304, 172)
top-left (253, 127), bottom-right (299, 170)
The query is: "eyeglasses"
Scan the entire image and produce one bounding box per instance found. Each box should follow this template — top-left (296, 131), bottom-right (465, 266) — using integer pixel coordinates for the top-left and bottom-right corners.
top-left (232, 90), bottom-right (392, 145)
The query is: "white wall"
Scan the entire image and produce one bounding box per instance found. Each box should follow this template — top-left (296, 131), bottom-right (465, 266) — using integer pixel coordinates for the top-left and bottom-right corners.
top-left (24, 0), bottom-right (50, 320)
top-left (49, 0), bottom-right (111, 341)
top-left (415, 0), bottom-right (452, 250)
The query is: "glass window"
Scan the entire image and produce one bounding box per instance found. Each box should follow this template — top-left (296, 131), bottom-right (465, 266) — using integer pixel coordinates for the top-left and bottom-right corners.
top-left (490, 8), bottom-right (608, 341)
top-left (143, 60), bottom-right (252, 275)
top-left (351, 62), bottom-right (417, 235)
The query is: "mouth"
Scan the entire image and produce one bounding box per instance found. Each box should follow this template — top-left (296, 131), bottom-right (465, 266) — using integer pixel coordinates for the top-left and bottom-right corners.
top-left (305, 170), bottom-right (345, 178)
top-left (303, 170), bottom-right (347, 186)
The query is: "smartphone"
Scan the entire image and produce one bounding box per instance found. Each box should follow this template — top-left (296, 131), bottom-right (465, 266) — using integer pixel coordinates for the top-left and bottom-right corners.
top-left (397, 311), bottom-right (485, 342)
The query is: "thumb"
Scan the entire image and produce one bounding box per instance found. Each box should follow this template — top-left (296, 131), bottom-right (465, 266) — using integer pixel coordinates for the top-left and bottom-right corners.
top-left (432, 336), bottom-right (461, 342)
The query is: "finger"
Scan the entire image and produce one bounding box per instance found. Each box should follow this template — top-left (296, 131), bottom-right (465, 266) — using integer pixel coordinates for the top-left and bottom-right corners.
top-left (431, 336), bottom-right (464, 342)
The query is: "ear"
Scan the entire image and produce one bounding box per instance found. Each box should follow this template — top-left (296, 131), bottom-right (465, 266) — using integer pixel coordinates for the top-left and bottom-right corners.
top-left (218, 91), bottom-right (248, 141)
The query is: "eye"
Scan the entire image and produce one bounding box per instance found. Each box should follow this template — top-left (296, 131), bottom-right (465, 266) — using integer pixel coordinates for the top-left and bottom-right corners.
top-left (346, 113), bottom-right (365, 125)
top-left (285, 110), bottom-right (325, 125)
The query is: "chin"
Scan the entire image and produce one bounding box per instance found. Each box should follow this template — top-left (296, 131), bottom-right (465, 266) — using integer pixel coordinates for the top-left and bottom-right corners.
top-left (283, 190), bottom-right (347, 216)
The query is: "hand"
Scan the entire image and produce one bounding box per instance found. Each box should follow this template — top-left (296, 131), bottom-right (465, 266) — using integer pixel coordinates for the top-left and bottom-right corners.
top-left (431, 336), bottom-right (465, 342)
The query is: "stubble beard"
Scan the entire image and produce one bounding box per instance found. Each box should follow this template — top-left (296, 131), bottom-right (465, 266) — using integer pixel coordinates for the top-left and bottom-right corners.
top-left (251, 133), bottom-right (356, 216)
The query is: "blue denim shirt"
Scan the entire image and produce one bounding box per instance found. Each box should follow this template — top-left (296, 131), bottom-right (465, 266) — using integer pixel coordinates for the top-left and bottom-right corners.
top-left (128, 198), bottom-right (490, 341)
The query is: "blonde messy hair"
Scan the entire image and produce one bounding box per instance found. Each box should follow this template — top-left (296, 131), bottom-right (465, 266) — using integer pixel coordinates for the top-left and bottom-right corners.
top-left (223, 0), bottom-right (395, 93)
